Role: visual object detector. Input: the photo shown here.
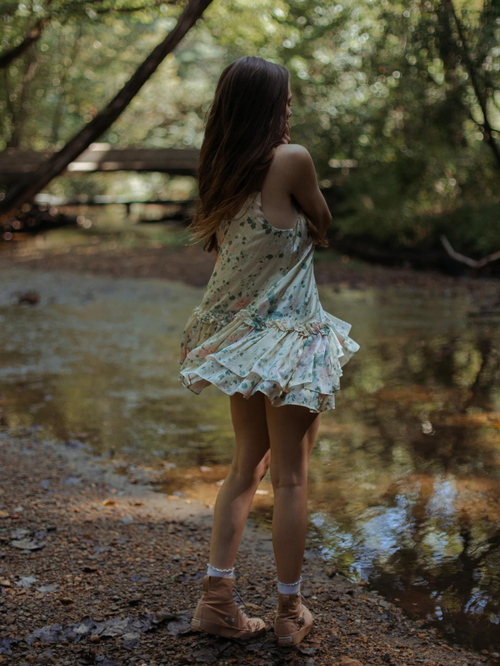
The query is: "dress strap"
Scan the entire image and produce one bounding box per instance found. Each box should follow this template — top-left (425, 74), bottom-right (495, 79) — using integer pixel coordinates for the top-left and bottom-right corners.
top-left (251, 190), bottom-right (263, 215)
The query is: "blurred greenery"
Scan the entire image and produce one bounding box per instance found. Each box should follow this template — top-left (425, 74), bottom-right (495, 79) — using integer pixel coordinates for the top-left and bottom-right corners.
top-left (1, 0), bottom-right (499, 261)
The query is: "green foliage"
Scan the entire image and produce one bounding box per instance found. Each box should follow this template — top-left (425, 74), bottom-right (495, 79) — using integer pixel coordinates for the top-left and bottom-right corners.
top-left (0, 0), bottom-right (499, 257)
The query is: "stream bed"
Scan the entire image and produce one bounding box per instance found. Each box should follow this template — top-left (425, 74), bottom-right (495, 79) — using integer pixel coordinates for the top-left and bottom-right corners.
top-left (2, 266), bottom-right (500, 651)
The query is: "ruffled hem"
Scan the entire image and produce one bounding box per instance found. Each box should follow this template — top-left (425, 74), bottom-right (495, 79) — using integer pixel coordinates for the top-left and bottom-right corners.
top-left (178, 305), bottom-right (360, 414)
top-left (179, 363), bottom-right (336, 413)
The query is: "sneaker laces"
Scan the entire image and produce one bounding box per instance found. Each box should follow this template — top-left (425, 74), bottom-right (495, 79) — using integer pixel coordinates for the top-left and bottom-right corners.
top-left (233, 584), bottom-right (263, 632)
top-left (299, 573), bottom-right (314, 604)
top-left (299, 573), bottom-right (316, 607)
top-left (233, 584), bottom-right (251, 619)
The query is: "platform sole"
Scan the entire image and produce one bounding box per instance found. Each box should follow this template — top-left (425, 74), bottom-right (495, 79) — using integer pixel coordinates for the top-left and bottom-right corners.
top-left (190, 617), bottom-right (266, 640)
top-left (275, 621), bottom-right (313, 647)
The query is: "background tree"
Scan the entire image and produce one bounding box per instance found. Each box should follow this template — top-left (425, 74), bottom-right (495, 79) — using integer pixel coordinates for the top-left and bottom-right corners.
top-left (0, 0), bottom-right (499, 265)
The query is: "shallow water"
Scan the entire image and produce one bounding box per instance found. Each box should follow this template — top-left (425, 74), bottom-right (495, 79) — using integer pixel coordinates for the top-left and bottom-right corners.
top-left (2, 267), bottom-right (500, 651)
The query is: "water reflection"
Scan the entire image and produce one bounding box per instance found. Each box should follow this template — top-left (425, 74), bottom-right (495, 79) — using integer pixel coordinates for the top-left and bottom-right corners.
top-left (1, 268), bottom-right (500, 650)
top-left (304, 287), bottom-right (500, 649)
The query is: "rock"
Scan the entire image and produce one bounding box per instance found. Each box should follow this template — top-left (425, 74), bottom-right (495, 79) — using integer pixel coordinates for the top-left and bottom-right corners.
top-left (0, 638), bottom-right (18, 655)
top-left (193, 647), bottom-right (218, 663)
top-left (37, 584), bottom-right (59, 594)
top-left (15, 575), bottom-right (38, 588)
top-left (166, 618), bottom-right (191, 636)
top-left (121, 632), bottom-right (140, 648)
top-left (298, 646), bottom-right (317, 655)
top-left (120, 515), bottom-right (134, 524)
top-left (128, 596), bottom-right (142, 606)
top-left (11, 538), bottom-right (45, 551)
top-left (17, 291), bottom-right (40, 305)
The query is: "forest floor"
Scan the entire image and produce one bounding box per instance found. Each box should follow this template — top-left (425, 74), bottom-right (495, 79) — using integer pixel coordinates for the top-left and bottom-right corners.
top-left (0, 427), bottom-right (496, 666)
top-left (1, 235), bottom-right (499, 296)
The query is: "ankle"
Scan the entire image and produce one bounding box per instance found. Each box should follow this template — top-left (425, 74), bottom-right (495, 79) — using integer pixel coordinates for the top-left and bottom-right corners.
top-left (207, 563), bottom-right (235, 579)
top-left (277, 574), bottom-right (302, 595)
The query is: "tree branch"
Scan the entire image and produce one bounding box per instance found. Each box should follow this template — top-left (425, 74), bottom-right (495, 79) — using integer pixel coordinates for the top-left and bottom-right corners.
top-left (440, 234), bottom-right (500, 268)
top-left (0, 16), bottom-right (50, 69)
top-left (0, 0), bottom-right (213, 221)
top-left (0, 0), bottom-right (179, 69)
top-left (444, 0), bottom-right (500, 168)
top-left (94, 0), bottom-right (179, 13)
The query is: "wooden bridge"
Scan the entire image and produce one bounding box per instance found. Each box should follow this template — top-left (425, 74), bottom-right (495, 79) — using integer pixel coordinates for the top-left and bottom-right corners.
top-left (0, 143), bottom-right (200, 182)
top-left (0, 143), bottom-right (358, 183)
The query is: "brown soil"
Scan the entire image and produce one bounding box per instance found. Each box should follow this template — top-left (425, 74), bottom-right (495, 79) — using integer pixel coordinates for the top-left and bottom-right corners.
top-left (1, 238), bottom-right (499, 294)
top-left (0, 428), bottom-right (496, 666)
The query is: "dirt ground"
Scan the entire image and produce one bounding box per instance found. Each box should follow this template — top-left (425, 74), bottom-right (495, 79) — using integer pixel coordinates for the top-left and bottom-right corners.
top-left (0, 427), bottom-right (496, 666)
top-left (1, 237), bottom-right (499, 295)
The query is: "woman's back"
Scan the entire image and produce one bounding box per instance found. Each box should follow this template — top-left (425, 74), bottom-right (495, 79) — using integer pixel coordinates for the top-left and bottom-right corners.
top-left (198, 143), bottom-right (322, 319)
top-left (258, 144), bottom-right (305, 231)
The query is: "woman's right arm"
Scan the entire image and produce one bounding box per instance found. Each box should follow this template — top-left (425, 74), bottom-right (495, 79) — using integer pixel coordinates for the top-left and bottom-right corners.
top-left (286, 144), bottom-right (332, 240)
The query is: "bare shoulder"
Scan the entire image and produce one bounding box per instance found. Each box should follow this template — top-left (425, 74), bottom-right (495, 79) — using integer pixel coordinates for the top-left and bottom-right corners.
top-left (272, 143), bottom-right (315, 175)
top-left (274, 143), bottom-right (312, 161)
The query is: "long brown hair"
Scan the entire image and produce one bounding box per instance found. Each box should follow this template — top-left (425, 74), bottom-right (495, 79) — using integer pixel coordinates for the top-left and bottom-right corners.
top-left (186, 56), bottom-right (326, 253)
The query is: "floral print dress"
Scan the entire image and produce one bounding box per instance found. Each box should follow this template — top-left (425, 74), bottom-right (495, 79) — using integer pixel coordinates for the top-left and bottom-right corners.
top-left (178, 190), bottom-right (360, 413)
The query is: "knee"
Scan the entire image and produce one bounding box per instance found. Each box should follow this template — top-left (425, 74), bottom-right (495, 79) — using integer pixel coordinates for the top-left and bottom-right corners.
top-left (230, 454), bottom-right (270, 488)
top-left (270, 466), bottom-right (307, 490)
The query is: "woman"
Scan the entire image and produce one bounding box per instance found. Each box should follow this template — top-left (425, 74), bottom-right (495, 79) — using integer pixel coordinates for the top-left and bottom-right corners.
top-left (178, 55), bottom-right (360, 647)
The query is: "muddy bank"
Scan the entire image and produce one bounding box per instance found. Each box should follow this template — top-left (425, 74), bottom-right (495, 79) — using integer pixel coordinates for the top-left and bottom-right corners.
top-left (1, 236), bottom-right (499, 294)
top-left (0, 427), bottom-right (496, 666)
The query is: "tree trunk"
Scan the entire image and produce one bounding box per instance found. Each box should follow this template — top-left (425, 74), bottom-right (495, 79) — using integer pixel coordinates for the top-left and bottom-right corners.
top-left (0, 0), bottom-right (213, 222)
top-left (0, 16), bottom-right (50, 70)
top-left (8, 51), bottom-right (39, 149)
top-left (444, 0), bottom-right (500, 169)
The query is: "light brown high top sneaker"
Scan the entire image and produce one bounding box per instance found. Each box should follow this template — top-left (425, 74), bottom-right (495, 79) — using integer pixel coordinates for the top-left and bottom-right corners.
top-left (190, 575), bottom-right (266, 640)
top-left (274, 590), bottom-right (313, 646)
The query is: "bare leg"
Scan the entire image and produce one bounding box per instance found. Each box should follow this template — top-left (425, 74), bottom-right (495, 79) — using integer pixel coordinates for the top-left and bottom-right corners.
top-left (265, 397), bottom-right (321, 584)
top-left (208, 391), bottom-right (271, 569)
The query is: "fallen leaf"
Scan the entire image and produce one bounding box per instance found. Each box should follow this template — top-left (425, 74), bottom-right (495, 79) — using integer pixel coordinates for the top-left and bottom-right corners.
top-left (11, 539), bottom-right (45, 551)
top-left (166, 618), bottom-right (191, 636)
top-left (37, 584), bottom-right (59, 594)
top-left (15, 576), bottom-right (37, 588)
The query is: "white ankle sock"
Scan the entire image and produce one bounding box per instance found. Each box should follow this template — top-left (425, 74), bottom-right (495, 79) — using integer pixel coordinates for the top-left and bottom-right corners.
top-left (207, 563), bottom-right (235, 579)
top-left (277, 574), bottom-right (302, 595)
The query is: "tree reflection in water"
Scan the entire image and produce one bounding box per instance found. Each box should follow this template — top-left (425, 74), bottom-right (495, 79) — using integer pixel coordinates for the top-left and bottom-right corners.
top-left (305, 301), bottom-right (500, 650)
